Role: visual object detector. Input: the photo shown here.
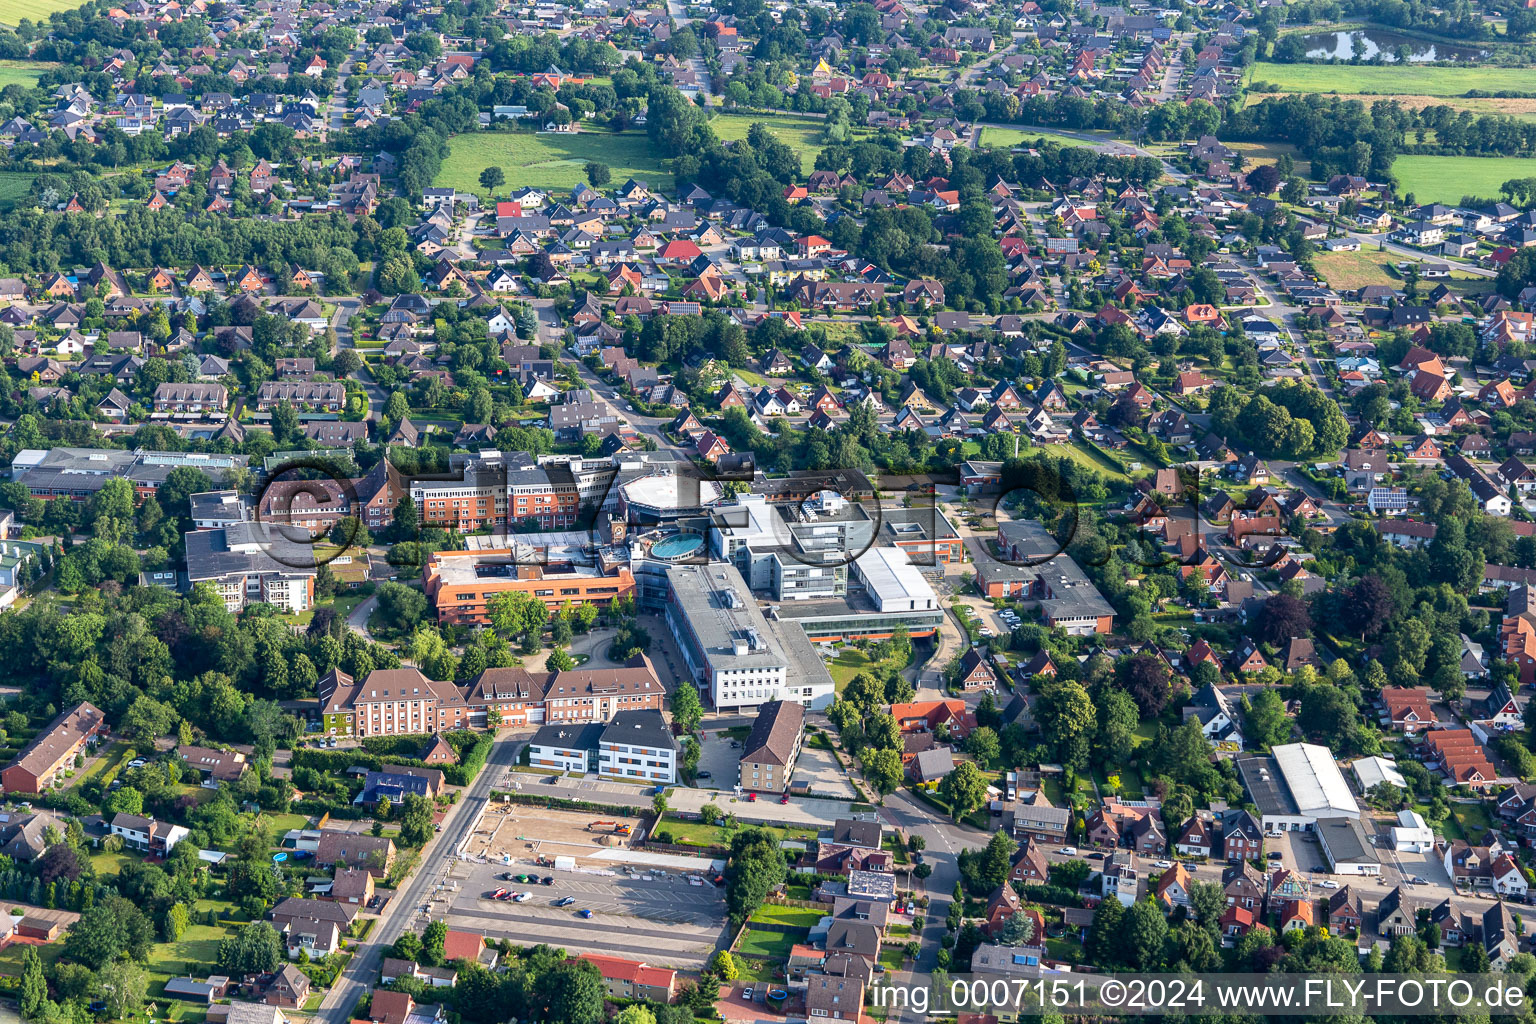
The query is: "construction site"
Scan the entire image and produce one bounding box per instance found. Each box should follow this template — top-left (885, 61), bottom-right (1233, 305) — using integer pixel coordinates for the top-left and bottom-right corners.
top-left (459, 801), bottom-right (647, 865)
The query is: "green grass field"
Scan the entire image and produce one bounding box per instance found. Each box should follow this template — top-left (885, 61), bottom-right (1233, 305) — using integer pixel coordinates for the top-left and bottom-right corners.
top-left (1393, 154), bottom-right (1536, 203)
top-left (1248, 61), bottom-right (1536, 97)
top-left (979, 126), bottom-right (1091, 149)
top-left (0, 61), bottom-right (51, 87)
top-left (748, 904), bottom-right (827, 928)
top-left (0, 172), bottom-right (32, 208)
top-left (711, 113), bottom-right (835, 175)
top-left (736, 928), bottom-right (803, 959)
top-left (0, 0), bottom-right (88, 23)
top-left (145, 923), bottom-right (233, 980)
top-left (437, 127), bottom-right (670, 197)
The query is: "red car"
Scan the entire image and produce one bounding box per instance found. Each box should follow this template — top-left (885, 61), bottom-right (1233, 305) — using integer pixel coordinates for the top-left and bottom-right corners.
top-left (747, 792), bottom-right (757, 801)
top-left (779, 794), bottom-right (790, 804)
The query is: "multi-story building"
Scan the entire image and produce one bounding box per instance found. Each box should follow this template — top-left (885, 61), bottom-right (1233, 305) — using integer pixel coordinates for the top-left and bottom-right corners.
top-left (0, 702), bottom-right (105, 793)
top-left (184, 523), bottom-right (316, 614)
top-left (317, 667), bottom-right (470, 737)
top-left (597, 710), bottom-right (678, 782)
top-left (738, 699), bottom-right (803, 792)
top-left (319, 659), bottom-right (664, 736)
top-left (153, 382), bottom-right (227, 414)
top-left (423, 548), bottom-right (636, 624)
top-left (257, 380), bottom-right (346, 411)
top-left (665, 561), bottom-right (835, 711)
top-left (10, 447), bottom-right (247, 502)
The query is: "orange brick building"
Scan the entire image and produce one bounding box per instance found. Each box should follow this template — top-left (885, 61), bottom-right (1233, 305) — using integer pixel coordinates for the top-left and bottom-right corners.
top-left (423, 549), bottom-right (636, 625)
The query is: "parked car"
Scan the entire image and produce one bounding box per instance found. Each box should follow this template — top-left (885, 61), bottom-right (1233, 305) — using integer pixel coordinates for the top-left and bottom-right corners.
top-left (696, 770), bottom-right (712, 779)
top-left (1319, 880), bottom-right (1339, 889)
top-left (1059, 847), bottom-right (1077, 856)
top-left (555, 896), bottom-right (575, 907)
top-left (578, 908), bottom-right (593, 918)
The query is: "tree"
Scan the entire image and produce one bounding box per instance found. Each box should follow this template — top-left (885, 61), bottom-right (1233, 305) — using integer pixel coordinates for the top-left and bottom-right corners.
top-left (997, 911), bottom-right (1036, 946)
top-left (1256, 593), bottom-right (1311, 646)
top-left (1247, 164), bottom-right (1281, 195)
top-left (725, 828), bottom-right (788, 925)
top-left (1245, 689), bottom-right (1292, 749)
top-left (479, 167), bottom-right (506, 191)
top-left (18, 946), bottom-right (45, 1019)
top-left (671, 683), bottom-right (703, 734)
top-left (1122, 898), bottom-right (1169, 970)
top-left (218, 921), bottom-right (284, 975)
top-left (164, 902), bottom-right (190, 942)
top-left (1187, 880), bottom-right (1226, 932)
top-left (584, 162), bottom-right (611, 187)
top-left (99, 960), bottom-right (148, 1020)
top-left (979, 831), bottom-right (1016, 891)
top-left (965, 726), bottom-right (1000, 768)
top-left (398, 792), bottom-right (435, 848)
top-left (64, 896), bottom-right (153, 969)
top-left (711, 949), bottom-right (738, 980)
top-left (1095, 687), bottom-right (1139, 763)
top-left (545, 960), bottom-right (604, 1024)
top-left (1298, 686), bottom-right (1358, 748)
top-left (940, 761), bottom-right (988, 819)
top-left (422, 919), bottom-right (448, 966)
top-left (1118, 653), bottom-right (1173, 717)
top-left (1085, 895), bottom-right (1124, 966)
top-left (1036, 680), bottom-right (1096, 770)
top-left (864, 747), bottom-right (904, 794)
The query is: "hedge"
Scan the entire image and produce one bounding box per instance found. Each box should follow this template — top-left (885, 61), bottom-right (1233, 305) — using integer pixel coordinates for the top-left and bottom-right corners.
top-left (293, 730), bottom-right (493, 788)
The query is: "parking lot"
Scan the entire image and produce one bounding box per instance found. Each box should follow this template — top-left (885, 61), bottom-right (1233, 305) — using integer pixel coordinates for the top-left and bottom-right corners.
top-left (693, 730), bottom-right (742, 790)
top-left (447, 804), bottom-right (729, 970)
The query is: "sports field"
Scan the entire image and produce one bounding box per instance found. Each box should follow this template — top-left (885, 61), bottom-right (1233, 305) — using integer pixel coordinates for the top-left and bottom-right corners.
top-left (437, 127), bottom-right (670, 196)
top-left (1247, 62), bottom-right (1536, 97)
top-left (1392, 154), bottom-right (1536, 203)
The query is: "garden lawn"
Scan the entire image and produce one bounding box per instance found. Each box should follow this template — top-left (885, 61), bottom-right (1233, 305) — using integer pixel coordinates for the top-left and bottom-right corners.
top-left (658, 814), bottom-right (820, 847)
top-left (736, 928), bottom-right (802, 959)
top-left (437, 128), bottom-right (670, 197)
top-left (979, 127), bottom-right (1093, 150)
top-left (1247, 62), bottom-right (1536, 97)
top-left (748, 904), bottom-right (827, 928)
top-left (1055, 441), bottom-right (1131, 483)
top-left (145, 922), bottom-right (234, 979)
top-left (0, 940), bottom-right (64, 977)
top-left (1392, 155), bottom-right (1536, 204)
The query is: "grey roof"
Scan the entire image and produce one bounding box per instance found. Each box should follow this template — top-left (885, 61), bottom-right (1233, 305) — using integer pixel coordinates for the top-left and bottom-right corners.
top-left (598, 710), bottom-right (678, 752)
top-left (1236, 754), bottom-right (1299, 816)
top-left (183, 522), bottom-right (319, 583)
top-left (529, 721), bottom-right (603, 751)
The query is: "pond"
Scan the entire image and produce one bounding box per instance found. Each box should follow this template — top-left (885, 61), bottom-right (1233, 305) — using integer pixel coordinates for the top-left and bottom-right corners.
top-left (1298, 28), bottom-right (1487, 62)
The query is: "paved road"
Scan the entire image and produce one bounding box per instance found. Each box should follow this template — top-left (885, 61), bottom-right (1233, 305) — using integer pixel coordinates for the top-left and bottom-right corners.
top-left (332, 296), bottom-right (386, 423)
top-left (315, 736), bottom-right (523, 1024)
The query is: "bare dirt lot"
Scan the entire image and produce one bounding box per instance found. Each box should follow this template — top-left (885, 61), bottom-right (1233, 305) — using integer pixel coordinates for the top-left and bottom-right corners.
top-left (461, 802), bottom-right (644, 864)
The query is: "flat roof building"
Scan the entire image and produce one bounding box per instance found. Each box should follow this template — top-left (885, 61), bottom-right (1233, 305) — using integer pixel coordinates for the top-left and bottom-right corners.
top-left (423, 548), bottom-right (635, 624)
top-left (665, 562), bottom-right (834, 712)
top-left (1238, 742), bottom-right (1359, 832)
top-left (184, 523), bottom-right (316, 614)
top-left (1316, 817), bottom-right (1380, 875)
